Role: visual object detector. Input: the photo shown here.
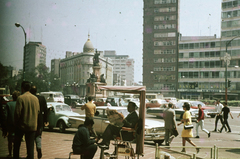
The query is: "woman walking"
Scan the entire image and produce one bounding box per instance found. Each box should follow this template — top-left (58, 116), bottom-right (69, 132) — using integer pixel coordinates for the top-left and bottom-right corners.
top-left (178, 102), bottom-right (199, 153)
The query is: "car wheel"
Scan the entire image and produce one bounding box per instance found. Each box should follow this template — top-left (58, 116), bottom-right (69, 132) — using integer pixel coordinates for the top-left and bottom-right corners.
top-left (153, 140), bottom-right (164, 145)
top-left (59, 121), bottom-right (66, 133)
top-left (210, 114), bottom-right (216, 118)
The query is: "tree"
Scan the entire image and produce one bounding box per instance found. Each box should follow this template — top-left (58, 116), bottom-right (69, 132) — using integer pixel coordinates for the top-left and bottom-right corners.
top-left (0, 63), bottom-right (8, 87)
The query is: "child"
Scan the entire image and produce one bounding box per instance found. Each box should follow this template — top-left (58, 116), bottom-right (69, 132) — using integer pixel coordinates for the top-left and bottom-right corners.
top-left (218, 102), bottom-right (233, 133)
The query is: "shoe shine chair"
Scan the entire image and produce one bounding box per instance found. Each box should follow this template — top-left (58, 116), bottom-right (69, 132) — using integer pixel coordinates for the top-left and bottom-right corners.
top-left (99, 119), bottom-right (142, 159)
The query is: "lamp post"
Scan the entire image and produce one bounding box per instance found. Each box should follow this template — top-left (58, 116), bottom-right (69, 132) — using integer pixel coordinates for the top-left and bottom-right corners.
top-left (15, 22), bottom-right (27, 81)
top-left (224, 36), bottom-right (240, 102)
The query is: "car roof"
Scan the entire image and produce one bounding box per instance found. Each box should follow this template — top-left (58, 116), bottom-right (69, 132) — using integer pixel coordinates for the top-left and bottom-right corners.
top-left (96, 106), bottom-right (127, 110)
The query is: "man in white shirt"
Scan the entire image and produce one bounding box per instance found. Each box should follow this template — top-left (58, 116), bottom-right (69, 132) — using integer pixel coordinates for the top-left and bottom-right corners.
top-left (213, 100), bottom-right (226, 132)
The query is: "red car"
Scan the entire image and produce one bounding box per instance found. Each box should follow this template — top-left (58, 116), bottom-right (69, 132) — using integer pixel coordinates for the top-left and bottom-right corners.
top-left (146, 99), bottom-right (168, 109)
top-left (188, 101), bottom-right (215, 110)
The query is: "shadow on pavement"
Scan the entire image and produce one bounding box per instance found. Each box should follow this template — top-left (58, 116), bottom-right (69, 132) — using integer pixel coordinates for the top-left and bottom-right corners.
top-left (225, 149), bottom-right (240, 154)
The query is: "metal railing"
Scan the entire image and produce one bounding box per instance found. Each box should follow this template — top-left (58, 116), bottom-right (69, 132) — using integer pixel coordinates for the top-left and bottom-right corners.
top-left (155, 144), bottom-right (240, 159)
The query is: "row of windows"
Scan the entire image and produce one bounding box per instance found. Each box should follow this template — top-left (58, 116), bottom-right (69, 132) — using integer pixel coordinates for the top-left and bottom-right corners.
top-left (222, 20), bottom-right (240, 28)
top-left (154, 49), bottom-right (176, 54)
top-left (221, 30), bottom-right (240, 37)
top-left (154, 32), bottom-right (176, 38)
top-left (222, 0), bottom-right (240, 9)
top-left (154, 24), bottom-right (176, 29)
top-left (179, 51), bottom-right (221, 58)
top-left (154, 58), bottom-right (176, 63)
top-left (154, 15), bottom-right (176, 21)
top-left (154, 75), bottom-right (176, 80)
top-left (154, 7), bottom-right (176, 13)
top-left (179, 71), bottom-right (240, 79)
top-left (153, 83), bottom-right (175, 90)
top-left (222, 10), bottom-right (240, 19)
top-left (179, 61), bottom-right (222, 68)
top-left (178, 82), bottom-right (235, 90)
top-left (154, 41), bottom-right (176, 46)
top-left (154, 0), bottom-right (176, 4)
top-left (153, 66), bottom-right (175, 71)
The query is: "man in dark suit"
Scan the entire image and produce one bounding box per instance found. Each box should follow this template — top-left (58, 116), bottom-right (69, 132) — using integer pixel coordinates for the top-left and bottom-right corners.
top-left (30, 85), bottom-right (48, 159)
top-left (163, 103), bottom-right (177, 146)
top-left (99, 101), bottom-right (138, 148)
top-left (14, 81), bottom-right (40, 159)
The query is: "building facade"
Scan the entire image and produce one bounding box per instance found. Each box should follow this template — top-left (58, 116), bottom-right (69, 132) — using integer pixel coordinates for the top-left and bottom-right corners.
top-left (25, 42), bottom-right (46, 73)
top-left (51, 58), bottom-right (61, 78)
top-left (59, 35), bottom-right (113, 96)
top-left (177, 0), bottom-right (240, 100)
top-left (143, 0), bottom-right (179, 97)
top-left (104, 50), bottom-right (134, 86)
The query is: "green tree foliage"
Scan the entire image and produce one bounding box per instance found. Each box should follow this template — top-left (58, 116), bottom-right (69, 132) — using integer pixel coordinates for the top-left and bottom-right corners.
top-left (0, 63), bottom-right (8, 87)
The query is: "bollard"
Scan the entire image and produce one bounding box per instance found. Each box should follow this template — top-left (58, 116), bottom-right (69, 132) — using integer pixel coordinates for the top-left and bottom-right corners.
top-left (192, 153), bottom-right (196, 159)
top-left (155, 143), bottom-right (159, 159)
top-left (213, 145), bottom-right (216, 159)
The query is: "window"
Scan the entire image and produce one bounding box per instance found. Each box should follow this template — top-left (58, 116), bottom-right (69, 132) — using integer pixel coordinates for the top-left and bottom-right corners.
top-left (179, 53), bottom-right (183, 58)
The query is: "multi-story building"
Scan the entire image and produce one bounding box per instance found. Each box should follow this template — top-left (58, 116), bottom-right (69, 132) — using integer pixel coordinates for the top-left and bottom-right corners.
top-left (59, 35), bottom-right (113, 96)
top-left (143, 0), bottom-right (179, 97)
top-left (25, 42), bottom-right (46, 73)
top-left (104, 50), bottom-right (134, 86)
top-left (178, 0), bottom-right (240, 100)
top-left (51, 59), bottom-right (61, 78)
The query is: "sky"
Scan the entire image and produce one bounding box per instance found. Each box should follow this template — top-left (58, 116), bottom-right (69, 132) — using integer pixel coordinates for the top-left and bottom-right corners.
top-left (0, 0), bottom-right (221, 83)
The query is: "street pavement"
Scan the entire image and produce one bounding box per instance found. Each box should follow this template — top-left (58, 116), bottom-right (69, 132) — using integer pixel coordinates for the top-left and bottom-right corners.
top-left (1, 107), bottom-right (240, 159)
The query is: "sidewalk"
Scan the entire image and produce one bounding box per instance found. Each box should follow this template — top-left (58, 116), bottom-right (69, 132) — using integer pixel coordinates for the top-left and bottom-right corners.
top-left (0, 129), bottom-right (192, 159)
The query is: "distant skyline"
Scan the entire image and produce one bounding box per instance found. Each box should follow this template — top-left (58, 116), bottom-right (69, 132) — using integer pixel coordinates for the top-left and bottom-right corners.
top-left (0, 0), bottom-right (221, 83)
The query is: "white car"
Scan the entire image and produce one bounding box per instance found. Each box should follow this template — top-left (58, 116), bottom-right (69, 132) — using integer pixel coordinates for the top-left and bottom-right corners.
top-left (68, 106), bottom-right (165, 145)
top-left (47, 102), bottom-right (81, 132)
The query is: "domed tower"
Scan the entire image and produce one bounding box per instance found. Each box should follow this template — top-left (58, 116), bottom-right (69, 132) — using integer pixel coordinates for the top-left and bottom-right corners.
top-left (83, 34), bottom-right (94, 53)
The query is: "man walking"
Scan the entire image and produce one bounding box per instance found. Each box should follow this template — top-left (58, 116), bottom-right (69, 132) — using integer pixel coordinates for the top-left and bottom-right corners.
top-left (219, 102), bottom-right (233, 133)
top-left (213, 99), bottom-right (226, 132)
top-left (195, 104), bottom-right (210, 138)
top-left (163, 103), bottom-right (177, 146)
top-left (13, 81), bottom-right (40, 159)
top-left (30, 85), bottom-right (48, 159)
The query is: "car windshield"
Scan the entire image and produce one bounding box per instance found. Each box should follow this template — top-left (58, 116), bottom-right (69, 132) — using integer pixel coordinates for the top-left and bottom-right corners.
top-left (55, 105), bottom-right (72, 112)
top-left (55, 94), bottom-right (64, 98)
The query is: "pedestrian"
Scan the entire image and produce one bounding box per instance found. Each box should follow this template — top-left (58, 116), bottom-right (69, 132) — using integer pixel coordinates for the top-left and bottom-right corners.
top-left (195, 104), bottom-right (210, 138)
top-left (13, 81), bottom-right (40, 159)
top-left (5, 90), bottom-right (21, 158)
top-left (30, 85), bottom-right (49, 159)
top-left (218, 102), bottom-right (233, 133)
top-left (81, 96), bottom-right (97, 137)
top-left (163, 103), bottom-right (177, 146)
top-left (213, 99), bottom-right (226, 132)
top-left (81, 96), bottom-right (96, 120)
top-left (72, 118), bottom-right (98, 159)
top-left (177, 102), bottom-right (199, 153)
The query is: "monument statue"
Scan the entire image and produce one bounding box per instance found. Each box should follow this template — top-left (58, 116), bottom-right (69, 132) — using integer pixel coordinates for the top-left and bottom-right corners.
top-left (93, 50), bottom-right (100, 66)
top-left (100, 74), bottom-right (106, 83)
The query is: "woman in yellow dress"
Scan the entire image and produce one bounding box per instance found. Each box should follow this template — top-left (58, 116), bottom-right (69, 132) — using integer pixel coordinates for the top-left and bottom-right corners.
top-left (177, 102), bottom-right (199, 153)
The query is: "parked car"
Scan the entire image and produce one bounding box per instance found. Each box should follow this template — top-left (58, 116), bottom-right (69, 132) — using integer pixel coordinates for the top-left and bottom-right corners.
top-left (64, 94), bottom-right (85, 108)
top-left (40, 91), bottom-right (64, 103)
top-left (146, 99), bottom-right (168, 109)
top-left (176, 101), bottom-right (216, 118)
top-left (47, 102), bottom-right (82, 132)
top-left (147, 102), bottom-right (198, 120)
top-left (68, 106), bottom-right (165, 145)
top-left (105, 97), bottom-right (124, 106)
top-left (164, 97), bottom-right (177, 105)
top-left (94, 98), bottom-right (107, 106)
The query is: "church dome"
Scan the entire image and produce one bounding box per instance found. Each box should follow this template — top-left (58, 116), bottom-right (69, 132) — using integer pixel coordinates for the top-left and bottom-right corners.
top-left (83, 34), bottom-right (94, 53)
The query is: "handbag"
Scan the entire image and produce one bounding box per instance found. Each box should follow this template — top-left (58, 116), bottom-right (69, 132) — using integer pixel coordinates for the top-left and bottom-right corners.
top-left (184, 124), bottom-right (194, 130)
top-left (172, 129), bottom-right (179, 137)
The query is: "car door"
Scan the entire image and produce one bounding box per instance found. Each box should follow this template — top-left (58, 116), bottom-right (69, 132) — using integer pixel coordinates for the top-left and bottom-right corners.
top-left (48, 106), bottom-right (57, 127)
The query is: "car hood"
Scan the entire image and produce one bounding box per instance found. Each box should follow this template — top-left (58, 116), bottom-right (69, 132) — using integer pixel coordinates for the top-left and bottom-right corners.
top-left (145, 119), bottom-right (164, 128)
top-left (57, 111), bottom-right (81, 117)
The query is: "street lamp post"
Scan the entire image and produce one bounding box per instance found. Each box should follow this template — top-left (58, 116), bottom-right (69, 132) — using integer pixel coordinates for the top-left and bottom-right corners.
top-left (224, 36), bottom-right (240, 102)
top-left (15, 22), bottom-right (27, 81)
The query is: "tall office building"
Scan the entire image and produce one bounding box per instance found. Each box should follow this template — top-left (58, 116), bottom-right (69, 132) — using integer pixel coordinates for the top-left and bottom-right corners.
top-left (104, 50), bottom-right (134, 86)
top-left (143, 0), bottom-right (179, 97)
top-left (25, 42), bottom-right (46, 73)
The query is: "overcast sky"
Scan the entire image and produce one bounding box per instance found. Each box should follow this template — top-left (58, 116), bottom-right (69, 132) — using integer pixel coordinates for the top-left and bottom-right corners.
top-left (0, 0), bottom-right (221, 83)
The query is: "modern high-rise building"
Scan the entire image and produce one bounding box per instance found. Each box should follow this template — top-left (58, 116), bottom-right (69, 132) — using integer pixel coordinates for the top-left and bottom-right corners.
top-left (25, 42), bottom-right (46, 73)
top-left (51, 59), bottom-right (61, 78)
top-left (143, 0), bottom-right (179, 97)
top-left (104, 50), bottom-right (134, 86)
